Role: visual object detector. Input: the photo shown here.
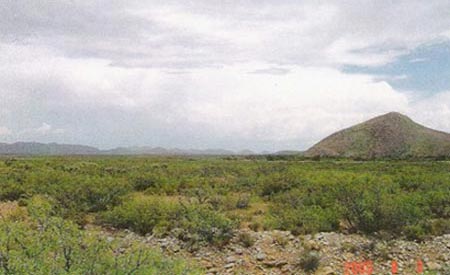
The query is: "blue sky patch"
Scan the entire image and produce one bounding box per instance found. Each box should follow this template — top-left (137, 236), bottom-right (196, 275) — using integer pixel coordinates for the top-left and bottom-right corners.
top-left (344, 41), bottom-right (450, 95)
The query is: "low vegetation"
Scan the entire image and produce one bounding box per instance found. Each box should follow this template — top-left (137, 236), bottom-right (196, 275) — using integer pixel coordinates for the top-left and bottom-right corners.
top-left (1, 156), bottom-right (450, 271)
top-left (0, 198), bottom-right (200, 274)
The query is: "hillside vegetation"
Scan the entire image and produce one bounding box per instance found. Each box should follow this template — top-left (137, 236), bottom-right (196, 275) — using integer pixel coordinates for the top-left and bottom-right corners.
top-left (306, 112), bottom-right (450, 159)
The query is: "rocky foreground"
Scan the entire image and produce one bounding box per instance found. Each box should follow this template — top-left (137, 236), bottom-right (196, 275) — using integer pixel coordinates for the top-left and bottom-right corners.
top-left (103, 228), bottom-right (450, 274)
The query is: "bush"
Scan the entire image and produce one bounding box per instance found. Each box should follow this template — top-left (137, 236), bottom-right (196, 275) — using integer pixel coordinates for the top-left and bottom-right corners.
top-left (336, 178), bottom-right (428, 234)
top-left (404, 224), bottom-right (429, 241)
top-left (180, 203), bottom-right (235, 246)
top-left (269, 204), bottom-right (339, 235)
top-left (430, 219), bottom-right (450, 236)
top-left (236, 194), bottom-right (251, 209)
top-left (0, 196), bottom-right (201, 274)
top-left (101, 195), bottom-right (181, 235)
top-left (132, 173), bottom-right (160, 191)
top-left (297, 251), bottom-right (320, 273)
top-left (249, 221), bottom-right (262, 232)
top-left (273, 232), bottom-right (289, 247)
top-left (102, 195), bottom-right (236, 245)
top-left (260, 173), bottom-right (293, 196)
top-left (238, 232), bottom-right (255, 248)
top-left (0, 180), bottom-right (26, 201)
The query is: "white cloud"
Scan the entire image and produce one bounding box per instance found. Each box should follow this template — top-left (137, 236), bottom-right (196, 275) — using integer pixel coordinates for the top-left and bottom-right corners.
top-left (16, 122), bottom-right (66, 138)
top-left (0, 1), bottom-right (449, 150)
top-left (409, 91), bottom-right (450, 131)
top-left (0, 44), bottom-right (411, 149)
top-left (0, 127), bottom-right (12, 136)
top-left (36, 123), bottom-right (52, 134)
top-left (409, 58), bottom-right (428, 63)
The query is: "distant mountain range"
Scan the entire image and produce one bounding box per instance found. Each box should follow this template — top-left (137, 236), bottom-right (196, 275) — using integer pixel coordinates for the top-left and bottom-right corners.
top-left (3, 112), bottom-right (449, 158)
top-left (103, 146), bottom-right (244, 156)
top-left (305, 112), bottom-right (450, 159)
top-left (0, 142), bottom-right (256, 156)
top-left (0, 142), bottom-right (101, 155)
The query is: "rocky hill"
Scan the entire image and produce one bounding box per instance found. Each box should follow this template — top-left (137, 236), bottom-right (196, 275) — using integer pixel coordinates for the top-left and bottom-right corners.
top-left (305, 112), bottom-right (450, 159)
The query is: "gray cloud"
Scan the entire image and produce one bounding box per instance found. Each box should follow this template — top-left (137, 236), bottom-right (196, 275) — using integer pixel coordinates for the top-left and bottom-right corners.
top-left (1, 1), bottom-right (450, 151)
top-left (2, 0), bottom-right (450, 69)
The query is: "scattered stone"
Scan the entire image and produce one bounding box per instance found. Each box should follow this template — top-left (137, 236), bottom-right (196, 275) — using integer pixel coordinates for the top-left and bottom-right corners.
top-left (235, 248), bottom-right (243, 255)
top-left (226, 256), bottom-right (236, 263)
top-left (264, 260), bottom-right (288, 268)
top-left (224, 263), bottom-right (235, 269)
top-left (255, 252), bottom-right (266, 261)
top-left (171, 245), bottom-right (180, 253)
top-left (317, 266), bottom-right (336, 275)
top-left (108, 228), bottom-right (450, 275)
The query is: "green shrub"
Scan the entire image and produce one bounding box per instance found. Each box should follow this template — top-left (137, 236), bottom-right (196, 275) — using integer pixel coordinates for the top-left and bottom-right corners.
top-left (132, 173), bottom-right (160, 191)
top-left (102, 195), bottom-right (181, 235)
top-left (236, 194), bottom-right (251, 209)
top-left (404, 223), bottom-right (429, 241)
top-left (273, 232), bottom-right (289, 247)
top-left (0, 180), bottom-right (26, 201)
top-left (180, 203), bottom-right (235, 246)
top-left (102, 195), bottom-right (235, 245)
top-left (260, 173), bottom-right (293, 196)
top-left (269, 203), bottom-right (339, 235)
top-left (0, 196), bottom-right (201, 274)
top-left (249, 221), bottom-right (262, 232)
top-left (430, 219), bottom-right (450, 235)
top-left (297, 251), bottom-right (320, 273)
top-left (238, 232), bottom-right (256, 248)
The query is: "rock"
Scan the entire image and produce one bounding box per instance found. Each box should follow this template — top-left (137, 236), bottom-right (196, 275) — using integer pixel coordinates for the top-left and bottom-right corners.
top-left (307, 240), bottom-right (321, 250)
top-left (203, 261), bottom-right (214, 269)
top-left (317, 266), bottom-right (336, 275)
top-left (264, 260), bottom-right (288, 268)
top-left (281, 265), bottom-right (293, 273)
top-left (224, 263), bottom-right (235, 269)
top-left (256, 252), bottom-right (266, 261)
top-left (427, 262), bottom-right (442, 271)
top-left (171, 245), bottom-right (180, 253)
top-left (226, 256), bottom-right (237, 263)
top-left (343, 252), bottom-right (354, 261)
top-left (234, 248), bottom-right (244, 255)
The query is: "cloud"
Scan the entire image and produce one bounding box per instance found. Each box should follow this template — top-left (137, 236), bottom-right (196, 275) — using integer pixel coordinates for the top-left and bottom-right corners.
top-left (0, 44), bottom-right (411, 150)
top-left (0, 127), bottom-right (11, 136)
top-left (36, 123), bottom-right (52, 134)
top-left (0, 1), bottom-right (449, 150)
top-left (409, 91), bottom-right (450, 130)
top-left (16, 122), bottom-right (65, 139)
top-left (409, 58), bottom-right (428, 63)
top-left (248, 67), bottom-right (291, 75)
top-left (1, 0), bottom-right (450, 69)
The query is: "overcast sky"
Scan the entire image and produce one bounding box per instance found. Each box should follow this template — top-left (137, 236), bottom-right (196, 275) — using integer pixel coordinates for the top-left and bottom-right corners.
top-left (1, 0), bottom-right (450, 151)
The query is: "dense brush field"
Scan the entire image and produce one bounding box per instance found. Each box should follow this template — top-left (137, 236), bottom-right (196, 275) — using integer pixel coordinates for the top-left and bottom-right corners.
top-left (1, 156), bottom-right (450, 273)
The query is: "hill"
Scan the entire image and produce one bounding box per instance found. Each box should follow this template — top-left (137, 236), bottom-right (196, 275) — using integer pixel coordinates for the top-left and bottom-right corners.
top-left (0, 142), bottom-right (100, 155)
top-left (0, 143), bottom-right (252, 156)
top-left (104, 146), bottom-right (238, 156)
top-left (305, 112), bottom-right (450, 159)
